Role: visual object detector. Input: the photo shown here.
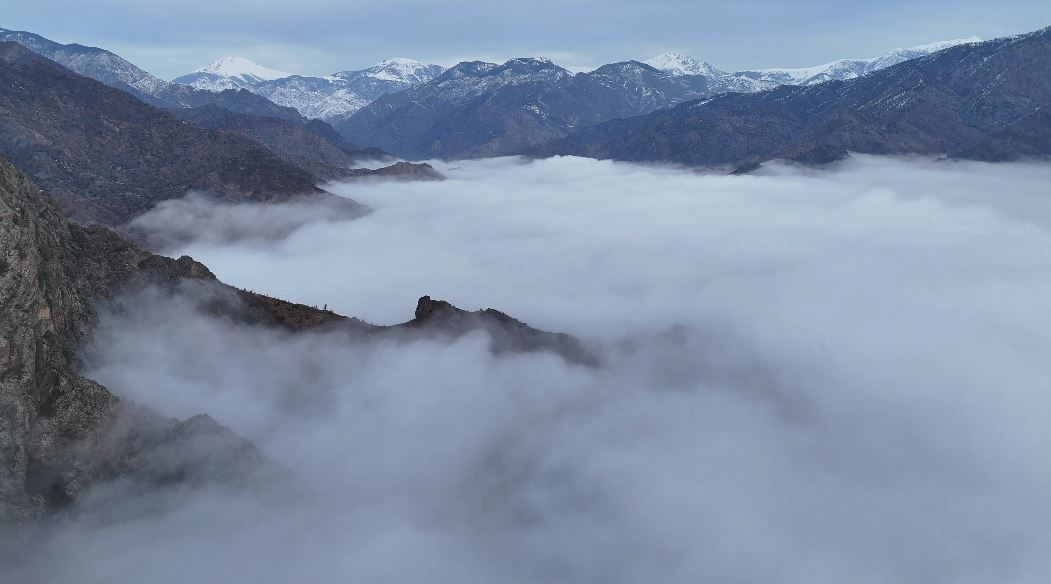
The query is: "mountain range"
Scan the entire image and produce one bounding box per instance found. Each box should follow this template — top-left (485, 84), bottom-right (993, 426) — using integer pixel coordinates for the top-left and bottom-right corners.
top-left (0, 25), bottom-right (991, 164)
top-left (0, 28), bottom-right (1040, 250)
top-left (644, 38), bottom-right (983, 89)
top-left (336, 39), bottom-right (982, 159)
top-left (538, 27), bottom-right (1051, 168)
top-left (0, 30), bottom-right (450, 229)
top-left (0, 27), bottom-right (309, 122)
top-left (174, 57), bottom-right (445, 122)
top-left (169, 38), bottom-right (979, 132)
top-left (0, 41), bottom-right (346, 226)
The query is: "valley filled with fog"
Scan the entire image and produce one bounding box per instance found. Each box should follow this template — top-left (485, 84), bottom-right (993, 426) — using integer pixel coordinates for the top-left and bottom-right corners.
top-left (10, 156), bottom-right (1051, 583)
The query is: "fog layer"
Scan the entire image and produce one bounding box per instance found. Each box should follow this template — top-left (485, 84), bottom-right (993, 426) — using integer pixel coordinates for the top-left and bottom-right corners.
top-left (12, 156), bottom-right (1051, 583)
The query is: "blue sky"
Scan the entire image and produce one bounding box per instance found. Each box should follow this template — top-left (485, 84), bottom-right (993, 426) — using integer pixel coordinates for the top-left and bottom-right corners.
top-left (6, 0), bottom-right (1051, 78)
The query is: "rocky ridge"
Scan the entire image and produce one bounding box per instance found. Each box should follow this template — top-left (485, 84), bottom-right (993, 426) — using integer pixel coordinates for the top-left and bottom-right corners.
top-left (0, 155), bottom-right (589, 520)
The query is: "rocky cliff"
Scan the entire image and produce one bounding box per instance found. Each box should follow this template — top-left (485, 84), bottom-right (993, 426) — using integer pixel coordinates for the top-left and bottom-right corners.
top-left (0, 155), bottom-right (268, 520)
top-left (0, 156), bottom-right (589, 519)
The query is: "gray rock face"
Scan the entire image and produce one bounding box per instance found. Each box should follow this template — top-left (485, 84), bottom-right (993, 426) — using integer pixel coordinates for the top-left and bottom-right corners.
top-left (0, 155), bottom-right (262, 520)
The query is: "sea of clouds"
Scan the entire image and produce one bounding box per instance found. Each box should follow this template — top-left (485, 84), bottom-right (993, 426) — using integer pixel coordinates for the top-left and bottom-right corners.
top-left (8, 156), bottom-right (1051, 583)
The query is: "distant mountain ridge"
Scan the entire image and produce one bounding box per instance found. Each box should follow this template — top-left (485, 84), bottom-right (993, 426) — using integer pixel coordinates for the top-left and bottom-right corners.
top-left (167, 37), bottom-right (976, 128)
top-left (335, 57), bottom-right (718, 159)
top-left (642, 38), bottom-right (982, 90)
top-left (337, 37), bottom-right (984, 159)
top-left (0, 41), bottom-right (351, 226)
top-left (537, 27), bottom-right (1051, 167)
top-left (0, 27), bottom-right (309, 123)
top-left (729, 37), bottom-right (983, 88)
top-left (0, 28), bottom-right (407, 171)
top-left (2, 25), bottom-right (985, 145)
top-left (174, 56), bottom-right (445, 122)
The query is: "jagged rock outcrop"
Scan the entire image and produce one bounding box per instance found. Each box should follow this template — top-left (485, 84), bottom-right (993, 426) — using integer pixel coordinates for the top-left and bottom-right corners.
top-left (340, 161), bottom-right (445, 182)
top-left (0, 156), bottom-right (589, 519)
top-left (400, 296), bottom-right (596, 365)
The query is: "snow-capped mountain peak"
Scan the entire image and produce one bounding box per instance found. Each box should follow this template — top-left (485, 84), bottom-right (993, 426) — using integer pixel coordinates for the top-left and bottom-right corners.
top-left (644, 52), bottom-right (724, 77)
top-left (192, 56), bottom-right (290, 81)
top-left (174, 56), bottom-right (291, 92)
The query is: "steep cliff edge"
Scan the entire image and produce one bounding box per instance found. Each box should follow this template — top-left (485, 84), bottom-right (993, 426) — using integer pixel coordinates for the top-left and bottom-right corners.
top-left (0, 156), bottom-right (592, 519)
top-left (0, 155), bottom-right (266, 520)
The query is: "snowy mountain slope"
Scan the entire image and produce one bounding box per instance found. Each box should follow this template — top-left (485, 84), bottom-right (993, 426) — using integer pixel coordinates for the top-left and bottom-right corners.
top-left (250, 75), bottom-right (370, 121)
top-left (0, 27), bottom-right (170, 97)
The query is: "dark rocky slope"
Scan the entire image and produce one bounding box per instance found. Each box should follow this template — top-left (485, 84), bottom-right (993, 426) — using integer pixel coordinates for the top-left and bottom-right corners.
top-left (0, 156), bottom-right (589, 520)
top-left (166, 105), bottom-right (386, 179)
top-left (164, 105), bottom-right (442, 181)
top-left (538, 26), bottom-right (1051, 167)
top-left (0, 42), bottom-right (348, 226)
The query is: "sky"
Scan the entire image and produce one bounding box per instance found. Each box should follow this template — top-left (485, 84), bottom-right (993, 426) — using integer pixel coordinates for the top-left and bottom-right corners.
top-left (8, 156), bottom-right (1051, 582)
top-left (3, 0), bottom-right (1050, 79)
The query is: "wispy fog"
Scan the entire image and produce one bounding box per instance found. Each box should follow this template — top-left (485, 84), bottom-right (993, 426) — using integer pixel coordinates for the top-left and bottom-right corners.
top-left (11, 156), bottom-right (1051, 583)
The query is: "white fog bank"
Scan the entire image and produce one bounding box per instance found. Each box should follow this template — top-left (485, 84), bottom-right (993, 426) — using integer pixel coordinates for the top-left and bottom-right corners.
top-left (10, 156), bottom-right (1051, 583)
